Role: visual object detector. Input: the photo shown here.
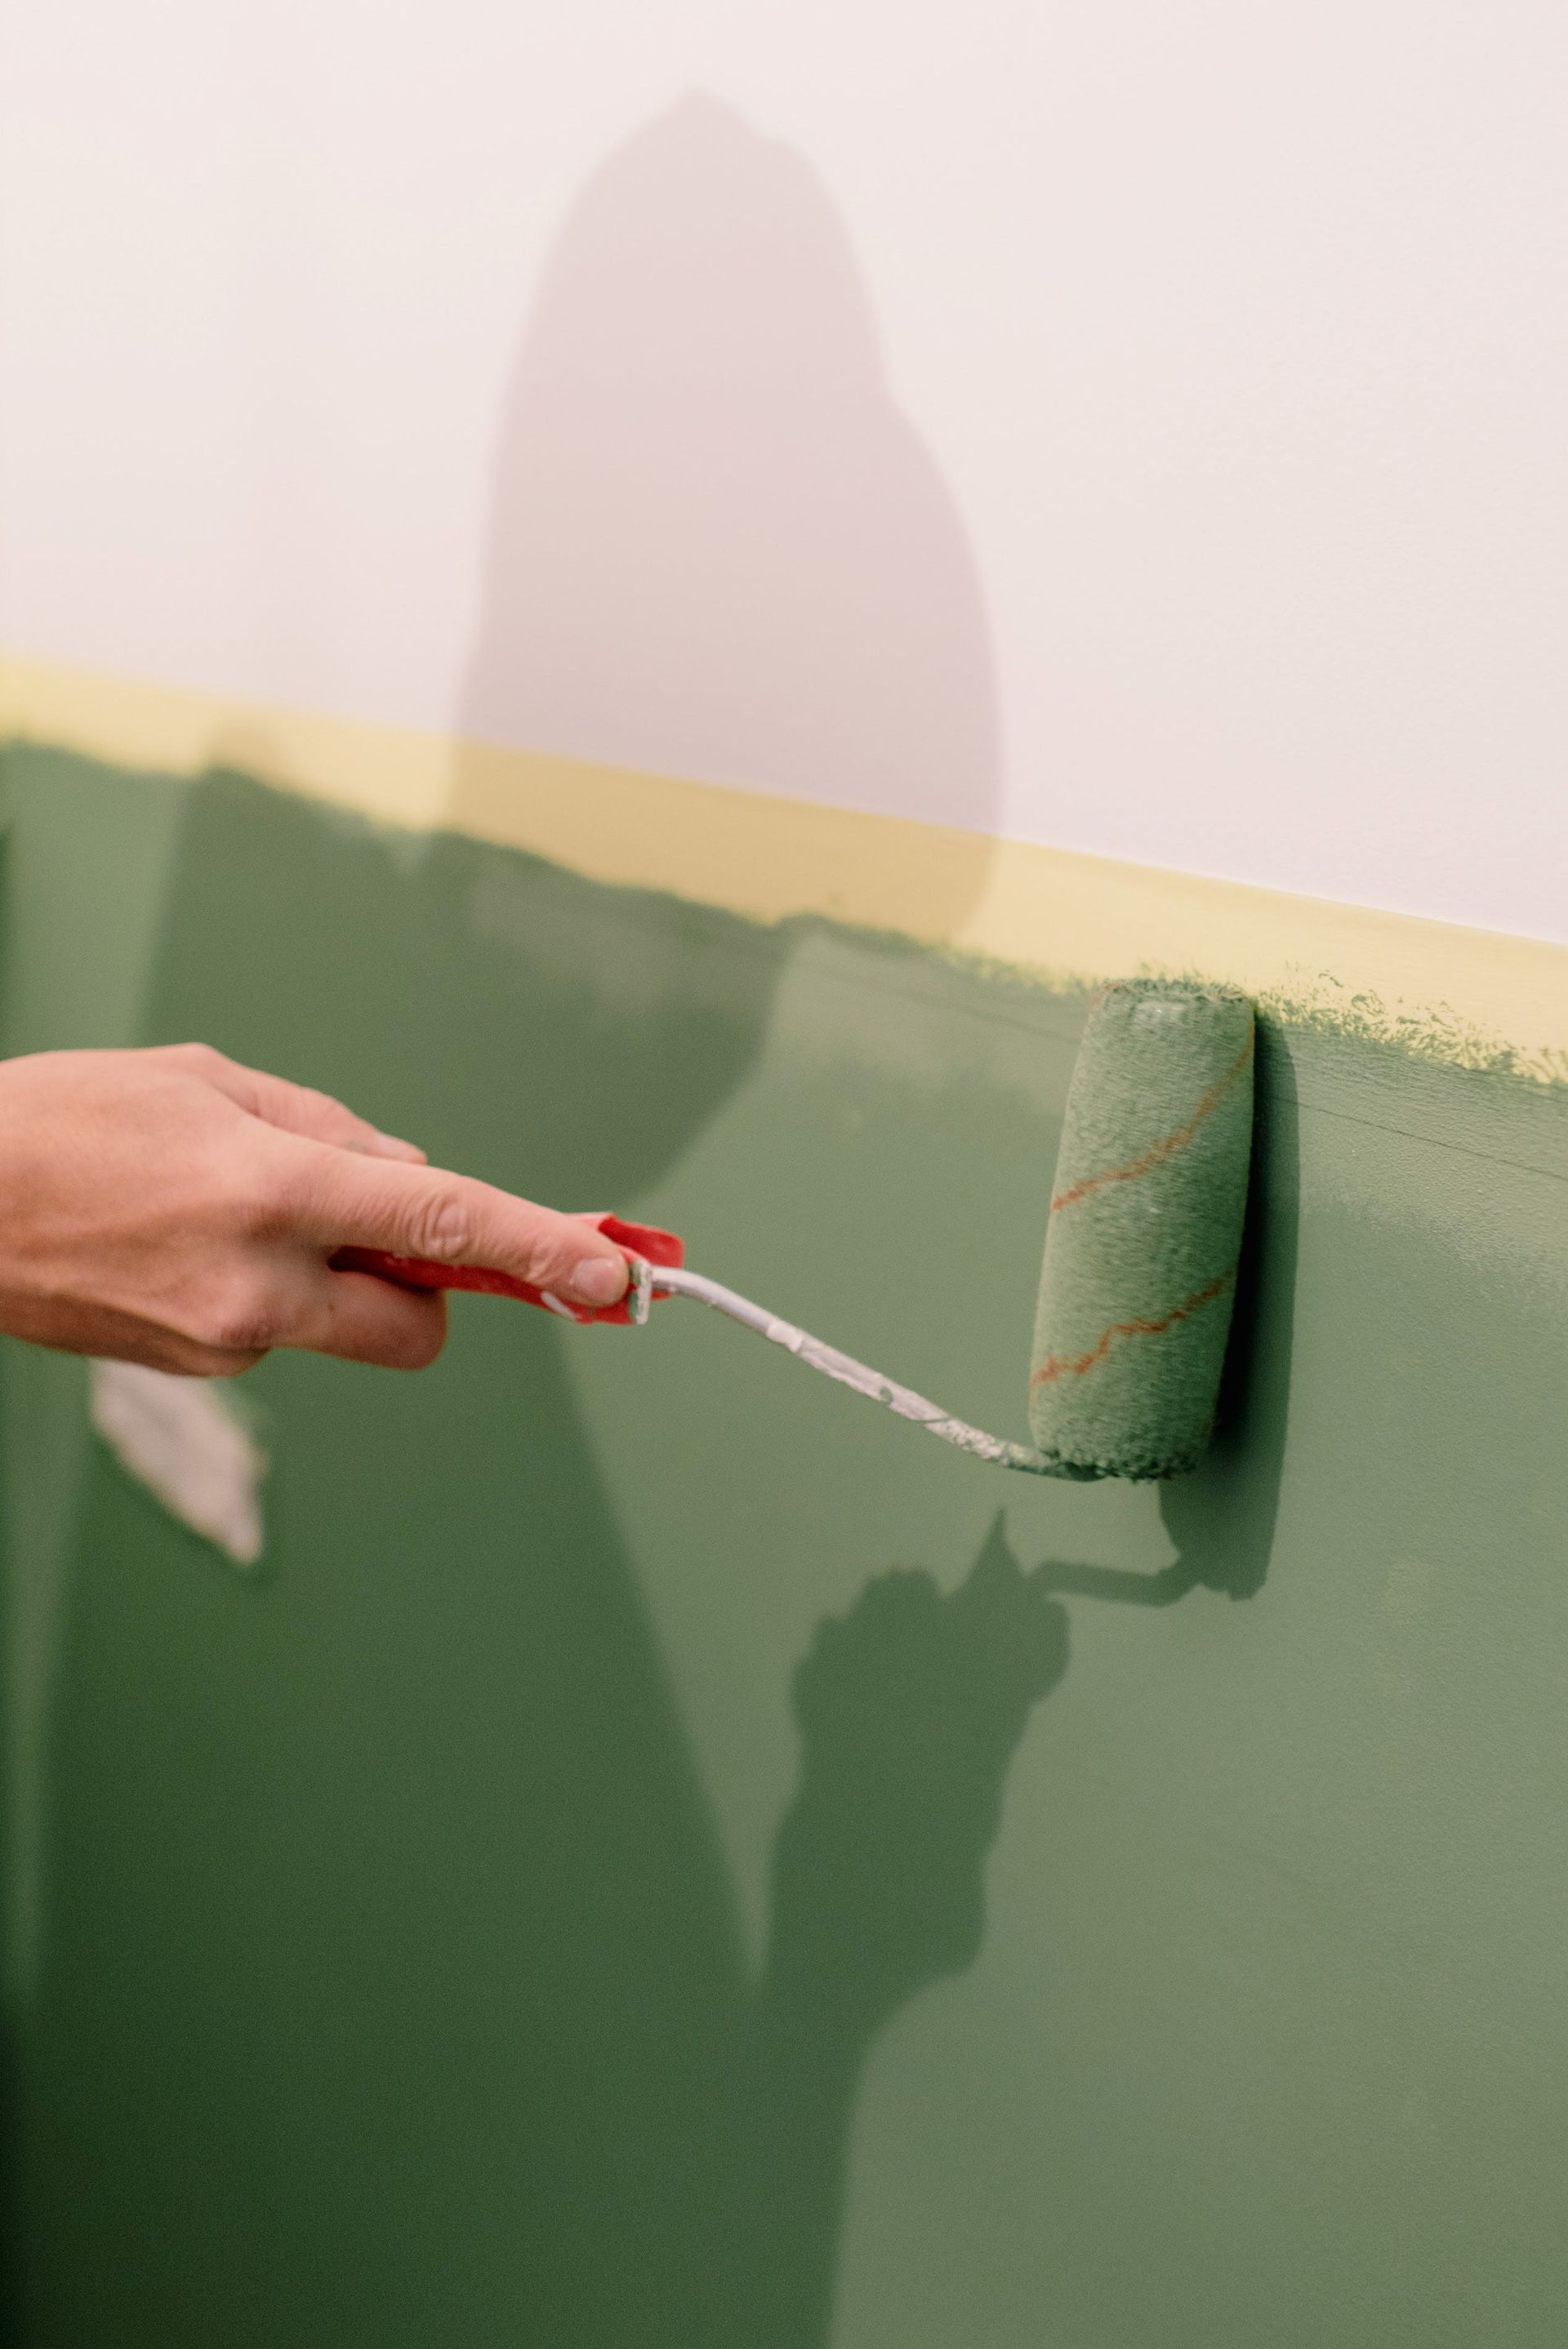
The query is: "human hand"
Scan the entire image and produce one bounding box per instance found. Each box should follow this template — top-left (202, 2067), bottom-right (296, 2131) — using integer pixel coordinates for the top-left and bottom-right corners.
top-left (0, 1043), bottom-right (628, 1375)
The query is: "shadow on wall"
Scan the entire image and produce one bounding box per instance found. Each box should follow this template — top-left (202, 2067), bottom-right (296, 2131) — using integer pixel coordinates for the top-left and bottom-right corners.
top-left (24, 94), bottom-right (1043, 2349)
top-left (451, 95), bottom-right (1033, 2342)
top-left (751, 1519), bottom-right (1069, 2342)
top-left (451, 90), bottom-right (1001, 906)
top-left (446, 94), bottom-right (1294, 2337)
top-left (21, 99), bottom-right (1289, 2349)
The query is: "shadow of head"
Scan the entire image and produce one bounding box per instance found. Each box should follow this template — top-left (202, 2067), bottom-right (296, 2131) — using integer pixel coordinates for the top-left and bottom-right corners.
top-left (767, 1514), bottom-right (1067, 2048)
top-left (451, 91), bottom-right (1000, 954)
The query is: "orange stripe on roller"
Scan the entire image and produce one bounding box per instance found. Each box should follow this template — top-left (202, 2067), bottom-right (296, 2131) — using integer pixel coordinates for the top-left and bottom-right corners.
top-left (1050, 1031), bottom-right (1254, 1215)
top-left (1030, 1267), bottom-right (1237, 1388)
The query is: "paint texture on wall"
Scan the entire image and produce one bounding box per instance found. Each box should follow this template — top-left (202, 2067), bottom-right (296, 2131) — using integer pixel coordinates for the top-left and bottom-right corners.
top-left (2, 746), bottom-right (1566, 2348)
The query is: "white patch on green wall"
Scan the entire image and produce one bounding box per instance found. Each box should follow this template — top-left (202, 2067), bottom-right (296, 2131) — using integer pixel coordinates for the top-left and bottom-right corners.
top-left (91, 1361), bottom-right (268, 1570)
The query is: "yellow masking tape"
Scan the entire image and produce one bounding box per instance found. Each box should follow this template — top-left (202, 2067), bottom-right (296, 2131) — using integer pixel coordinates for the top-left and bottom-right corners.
top-left (3, 651), bottom-right (1563, 1083)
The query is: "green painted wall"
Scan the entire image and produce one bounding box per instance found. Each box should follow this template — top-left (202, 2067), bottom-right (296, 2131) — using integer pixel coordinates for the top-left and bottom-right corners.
top-left (2, 747), bottom-right (1566, 2347)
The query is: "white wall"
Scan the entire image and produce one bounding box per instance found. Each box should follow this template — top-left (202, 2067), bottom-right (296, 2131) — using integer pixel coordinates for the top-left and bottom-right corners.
top-left (1, 0), bottom-right (1564, 940)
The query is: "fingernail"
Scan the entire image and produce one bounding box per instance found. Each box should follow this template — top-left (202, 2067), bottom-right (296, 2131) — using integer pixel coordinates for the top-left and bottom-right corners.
top-left (568, 1255), bottom-right (628, 1307)
top-left (369, 1131), bottom-right (426, 1161)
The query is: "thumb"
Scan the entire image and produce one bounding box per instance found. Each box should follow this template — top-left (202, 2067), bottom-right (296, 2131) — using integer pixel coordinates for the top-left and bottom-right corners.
top-left (283, 1144), bottom-right (630, 1308)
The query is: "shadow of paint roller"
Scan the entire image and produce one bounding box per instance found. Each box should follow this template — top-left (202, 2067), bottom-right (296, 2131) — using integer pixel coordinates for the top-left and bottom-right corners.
top-left (343, 981), bottom-right (1256, 1484)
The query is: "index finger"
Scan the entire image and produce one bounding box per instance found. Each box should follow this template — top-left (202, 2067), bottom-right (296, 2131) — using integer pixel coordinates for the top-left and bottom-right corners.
top-left (278, 1142), bottom-right (630, 1308)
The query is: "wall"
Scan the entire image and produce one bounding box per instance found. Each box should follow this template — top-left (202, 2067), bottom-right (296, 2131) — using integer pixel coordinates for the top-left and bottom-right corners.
top-left (2, 5), bottom-right (1568, 2344)
top-left (2, 0), bottom-right (1566, 936)
top-left (0, 750), bottom-right (1565, 2349)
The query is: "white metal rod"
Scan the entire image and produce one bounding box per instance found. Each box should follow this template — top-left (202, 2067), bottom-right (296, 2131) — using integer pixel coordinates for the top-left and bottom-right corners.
top-left (648, 1264), bottom-right (1084, 1478)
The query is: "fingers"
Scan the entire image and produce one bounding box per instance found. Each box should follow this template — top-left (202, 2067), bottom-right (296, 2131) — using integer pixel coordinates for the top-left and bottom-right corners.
top-left (156, 1248), bottom-right (448, 1371)
top-left (284, 1270), bottom-right (448, 1370)
top-left (276, 1144), bottom-right (630, 1308)
top-left (167, 1045), bottom-right (425, 1161)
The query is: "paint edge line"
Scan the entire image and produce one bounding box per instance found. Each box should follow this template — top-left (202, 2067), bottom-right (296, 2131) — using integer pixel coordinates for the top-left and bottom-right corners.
top-left (2, 651), bottom-right (1564, 1085)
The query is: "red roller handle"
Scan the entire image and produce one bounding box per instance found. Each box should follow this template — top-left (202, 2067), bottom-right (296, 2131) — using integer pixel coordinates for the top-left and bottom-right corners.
top-left (332, 1214), bottom-right (684, 1326)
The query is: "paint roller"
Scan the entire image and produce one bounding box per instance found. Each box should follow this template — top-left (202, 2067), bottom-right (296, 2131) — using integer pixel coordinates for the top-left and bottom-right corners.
top-left (341, 980), bottom-right (1255, 1482)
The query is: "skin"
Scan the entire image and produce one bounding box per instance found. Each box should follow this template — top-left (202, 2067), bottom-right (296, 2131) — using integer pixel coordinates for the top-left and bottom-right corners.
top-left (0, 1043), bottom-right (629, 1376)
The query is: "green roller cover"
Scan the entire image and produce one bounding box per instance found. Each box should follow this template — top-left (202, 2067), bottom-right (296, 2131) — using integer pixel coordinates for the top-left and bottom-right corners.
top-left (1028, 981), bottom-right (1255, 1481)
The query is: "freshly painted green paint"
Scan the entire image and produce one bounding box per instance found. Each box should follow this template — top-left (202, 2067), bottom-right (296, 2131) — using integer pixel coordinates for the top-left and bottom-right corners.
top-left (2, 747), bottom-right (1566, 2347)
